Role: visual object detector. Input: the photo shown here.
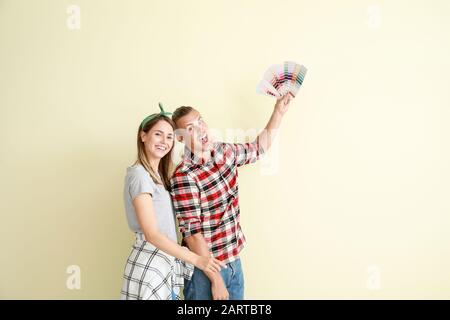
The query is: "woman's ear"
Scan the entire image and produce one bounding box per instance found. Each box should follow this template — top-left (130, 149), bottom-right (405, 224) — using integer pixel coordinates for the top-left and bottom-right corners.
top-left (140, 131), bottom-right (147, 143)
top-left (177, 135), bottom-right (184, 143)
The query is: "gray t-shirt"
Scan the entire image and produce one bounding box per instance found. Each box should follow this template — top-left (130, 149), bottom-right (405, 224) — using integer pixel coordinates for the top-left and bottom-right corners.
top-left (123, 164), bottom-right (177, 242)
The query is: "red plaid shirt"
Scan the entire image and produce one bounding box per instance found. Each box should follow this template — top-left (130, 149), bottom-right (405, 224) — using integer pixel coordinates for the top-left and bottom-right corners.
top-left (170, 141), bottom-right (265, 264)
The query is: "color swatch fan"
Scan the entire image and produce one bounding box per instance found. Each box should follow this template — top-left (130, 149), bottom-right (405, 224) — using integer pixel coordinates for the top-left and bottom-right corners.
top-left (257, 61), bottom-right (307, 98)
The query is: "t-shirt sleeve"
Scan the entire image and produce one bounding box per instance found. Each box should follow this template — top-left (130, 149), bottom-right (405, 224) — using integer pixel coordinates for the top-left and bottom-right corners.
top-left (128, 171), bottom-right (155, 201)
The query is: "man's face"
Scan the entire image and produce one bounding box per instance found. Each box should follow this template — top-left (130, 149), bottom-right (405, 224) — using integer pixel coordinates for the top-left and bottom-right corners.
top-left (175, 110), bottom-right (213, 154)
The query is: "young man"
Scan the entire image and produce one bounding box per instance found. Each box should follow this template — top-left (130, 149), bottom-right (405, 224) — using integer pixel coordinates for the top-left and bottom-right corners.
top-left (170, 94), bottom-right (293, 300)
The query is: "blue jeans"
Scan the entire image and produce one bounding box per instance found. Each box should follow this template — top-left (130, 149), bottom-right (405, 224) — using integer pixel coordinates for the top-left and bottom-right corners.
top-left (184, 258), bottom-right (244, 300)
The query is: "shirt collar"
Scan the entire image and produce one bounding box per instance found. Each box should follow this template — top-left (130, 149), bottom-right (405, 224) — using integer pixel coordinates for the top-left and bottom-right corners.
top-left (183, 142), bottom-right (221, 166)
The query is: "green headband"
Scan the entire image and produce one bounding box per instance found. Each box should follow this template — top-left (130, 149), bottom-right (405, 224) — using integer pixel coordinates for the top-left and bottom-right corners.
top-left (140, 102), bottom-right (172, 129)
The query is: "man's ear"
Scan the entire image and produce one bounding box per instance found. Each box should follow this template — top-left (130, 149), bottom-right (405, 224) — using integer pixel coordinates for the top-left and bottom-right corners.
top-left (174, 127), bottom-right (185, 144)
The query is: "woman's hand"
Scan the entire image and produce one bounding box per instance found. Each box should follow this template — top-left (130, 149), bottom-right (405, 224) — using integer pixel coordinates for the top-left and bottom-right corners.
top-left (194, 255), bottom-right (226, 274)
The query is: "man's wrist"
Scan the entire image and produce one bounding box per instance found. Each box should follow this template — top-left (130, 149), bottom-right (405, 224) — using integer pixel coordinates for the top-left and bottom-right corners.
top-left (207, 271), bottom-right (223, 284)
top-left (274, 105), bottom-right (285, 117)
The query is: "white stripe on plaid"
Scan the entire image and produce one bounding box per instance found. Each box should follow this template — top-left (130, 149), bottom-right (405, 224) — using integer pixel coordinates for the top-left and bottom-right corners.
top-left (120, 233), bottom-right (194, 300)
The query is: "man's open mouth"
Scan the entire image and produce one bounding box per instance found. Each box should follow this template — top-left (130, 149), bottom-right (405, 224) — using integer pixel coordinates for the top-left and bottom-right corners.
top-left (201, 133), bottom-right (209, 145)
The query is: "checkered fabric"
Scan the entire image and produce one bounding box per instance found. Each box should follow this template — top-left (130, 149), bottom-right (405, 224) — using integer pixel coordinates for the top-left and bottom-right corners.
top-left (170, 141), bottom-right (265, 264)
top-left (121, 233), bottom-right (194, 300)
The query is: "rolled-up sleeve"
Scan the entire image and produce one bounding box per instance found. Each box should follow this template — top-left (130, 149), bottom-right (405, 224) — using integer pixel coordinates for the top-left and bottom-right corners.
top-left (128, 172), bottom-right (155, 200)
top-left (170, 172), bottom-right (202, 238)
top-left (231, 140), bottom-right (265, 167)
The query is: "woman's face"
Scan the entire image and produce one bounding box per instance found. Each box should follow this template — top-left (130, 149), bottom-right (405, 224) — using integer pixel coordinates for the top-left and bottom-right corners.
top-left (141, 120), bottom-right (174, 159)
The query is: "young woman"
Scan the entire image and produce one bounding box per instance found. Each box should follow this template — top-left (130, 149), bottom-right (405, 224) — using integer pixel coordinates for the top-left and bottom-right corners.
top-left (120, 104), bottom-right (224, 300)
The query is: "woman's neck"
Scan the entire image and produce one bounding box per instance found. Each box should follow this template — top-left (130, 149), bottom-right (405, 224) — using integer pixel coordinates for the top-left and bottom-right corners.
top-left (146, 154), bottom-right (160, 174)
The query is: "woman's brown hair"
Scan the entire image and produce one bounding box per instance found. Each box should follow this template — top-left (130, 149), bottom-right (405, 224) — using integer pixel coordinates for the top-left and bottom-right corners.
top-left (134, 115), bottom-right (175, 190)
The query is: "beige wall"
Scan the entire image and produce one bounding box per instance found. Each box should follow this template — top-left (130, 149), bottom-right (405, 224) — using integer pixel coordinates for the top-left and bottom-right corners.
top-left (1, 0), bottom-right (449, 299)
